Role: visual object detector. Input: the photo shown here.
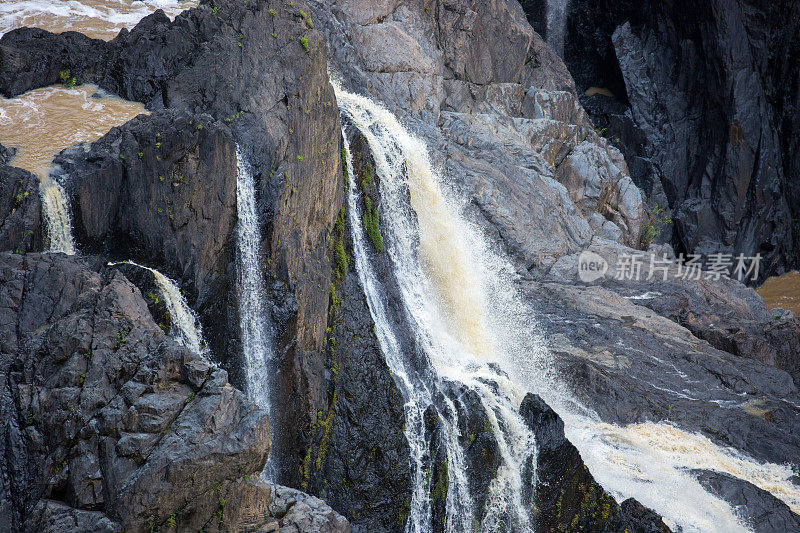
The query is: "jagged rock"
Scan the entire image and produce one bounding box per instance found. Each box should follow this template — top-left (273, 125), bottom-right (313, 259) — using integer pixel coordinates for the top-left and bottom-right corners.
top-left (691, 469), bottom-right (800, 533)
top-left (0, 253), bottom-right (263, 530)
top-left (53, 110), bottom-right (237, 366)
top-left (0, 252), bottom-right (350, 532)
top-left (541, 0), bottom-right (800, 279)
top-left (0, 143), bottom-right (16, 165)
top-left (520, 393), bottom-right (670, 532)
top-left (1, 0), bottom-right (345, 484)
top-left (0, 164), bottom-right (41, 253)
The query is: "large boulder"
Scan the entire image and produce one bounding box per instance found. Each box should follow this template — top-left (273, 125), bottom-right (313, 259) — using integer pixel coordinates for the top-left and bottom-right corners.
top-left (0, 252), bottom-right (350, 532)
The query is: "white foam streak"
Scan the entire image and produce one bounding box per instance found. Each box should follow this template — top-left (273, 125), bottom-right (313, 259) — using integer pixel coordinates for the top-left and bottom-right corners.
top-left (234, 148), bottom-right (274, 475)
top-left (109, 261), bottom-right (206, 355)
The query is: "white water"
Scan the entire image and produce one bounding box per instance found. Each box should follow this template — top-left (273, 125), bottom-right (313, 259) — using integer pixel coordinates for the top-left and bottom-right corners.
top-left (40, 175), bottom-right (77, 254)
top-left (545, 0), bottom-right (569, 57)
top-left (234, 148), bottom-right (274, 474)
top-left (0, 0), bottom-right (198, 40)
top-left (334, 86), bottom-right (800, 533)
top-left (338, 86), bottom-right (537, 532)
top-left (108, 261), bottom-right (206, 355)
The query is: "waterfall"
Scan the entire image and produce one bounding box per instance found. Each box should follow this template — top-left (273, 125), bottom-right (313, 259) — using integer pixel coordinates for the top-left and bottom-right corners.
top-left (333, 85), bottom-right (800, 533)
top-left (108, 261), bottom-right (206, 355)
top-left (337, 86), bottom-right (537, 532)
top-left (40, 173), bottom-right (76, 255)
top-left (234, 147), bottom-right (274, 474)
top-left (545, 0), bottom-right (569, 57)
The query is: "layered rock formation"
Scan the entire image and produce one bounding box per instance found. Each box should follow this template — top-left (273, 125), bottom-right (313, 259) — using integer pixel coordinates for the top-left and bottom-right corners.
top-left (0, 252), bottom-right (348, 532)
top-left (539, 0), bottom-right (800, 279)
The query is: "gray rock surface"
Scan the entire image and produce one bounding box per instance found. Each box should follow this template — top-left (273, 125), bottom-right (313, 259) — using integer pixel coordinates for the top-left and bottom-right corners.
top-left (0, 252), bottom-right (349, 532)
top-left (0, 164), bottom-right (41, 253)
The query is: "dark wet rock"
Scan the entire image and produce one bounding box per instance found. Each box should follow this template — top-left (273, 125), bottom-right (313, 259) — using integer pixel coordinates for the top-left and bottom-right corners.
top-left (0, 143), bottom-right (16, 165)
top-left (299, 125), bottom-right (411, 533)
top-left (533, 0), bottom-right (800, 279)
top-left (1, 0), bottom-right (345, 481)
top-left (0, 165), bottom-right (41, 253)
top-left (53, 110), bottom-right (237, 370)
top-left (691, 469), bottom-right (800, 533)
top-left (520, 393), bottom-right (671, 532)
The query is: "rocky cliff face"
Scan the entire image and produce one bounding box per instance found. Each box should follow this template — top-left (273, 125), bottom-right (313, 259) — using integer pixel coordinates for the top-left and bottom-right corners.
top-left (1, 0), bottom-right (799, 531)
top-left (0, 0), bottom-right (344, 488)
top-left (543, 0), bottom-right (800, 280)
top-left (0, 252), bottom-right (348, 532)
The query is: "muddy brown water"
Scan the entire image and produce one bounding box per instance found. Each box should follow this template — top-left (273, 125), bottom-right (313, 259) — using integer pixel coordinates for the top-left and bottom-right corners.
top-left (0, 85), bottom-right (146, 178)
top-left (0, 0), bottom-right (198, 41)
top-left (758, 271), bottom-right (800, 316)
top-left (0, 85), bottom-right (146, 254)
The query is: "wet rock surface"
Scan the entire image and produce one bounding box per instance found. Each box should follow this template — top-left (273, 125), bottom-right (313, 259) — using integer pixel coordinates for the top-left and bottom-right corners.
top-left (692, 469), bottom-right (800, 533)
top-left (538, 0), bottom-right (800, 279)
top-left (0, 164), bottom-right (41, 253)
top-left (520, 394), bottom-right (670, 533)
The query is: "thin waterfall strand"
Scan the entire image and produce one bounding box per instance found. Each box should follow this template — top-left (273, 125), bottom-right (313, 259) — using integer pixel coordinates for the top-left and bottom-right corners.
top-left (108, 261), bottom-right (206, 355)
top-left (40, 174), bottom-right (76, 255)
top-left (234, 147), bottom-right (274, 474)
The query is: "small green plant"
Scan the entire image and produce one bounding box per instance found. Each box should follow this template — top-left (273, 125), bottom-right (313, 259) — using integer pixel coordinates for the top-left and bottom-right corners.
top-left (211, 6), bottom-right (218, 14)
top-left (299, 10), bottom-right (307, 19)
top-left (359, 163), bottom-right (373, 191)
top-left (167, 514), bottom-right (176, 528)
top-left (362, 196), bottom-right (384, 252)
top-left (333, 207), bottom-right (348, 280)
top-left (14, 190), bottom-right (29, 206)
top-left (269, 8), bottom-right (276, 16)
top-left (296, 155), bottom-right (304, 162)
top-left (197, 124), bottom-right (203, 130)
top-left (185, 392), bottom-right (196, 404)
top-left (300, 36), bottom-right (309, 52)
top-left (59, 70), bottom-right (76, 88)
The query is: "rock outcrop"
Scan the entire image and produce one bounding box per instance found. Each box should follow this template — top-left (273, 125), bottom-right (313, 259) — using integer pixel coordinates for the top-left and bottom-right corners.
top-left (539, 0), bottom-right (800, 279)
top-left (0, 252), bottom-right (344, 532)
top-left (520, 394), bottom-right (670, 532)
top-left (0, 163), bottom-right (41, 254)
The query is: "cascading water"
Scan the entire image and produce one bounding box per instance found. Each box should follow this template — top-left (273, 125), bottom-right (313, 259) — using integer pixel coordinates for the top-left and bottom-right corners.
top-left (108, 261), bottom-right (206, 355)
top-left (335, 85), bottom-right (800, 533)
top-left (234, 147), bottom-right (275, 475)
top-left (337, 85), bottom-right (537, 532)
top-left (40, 174), bottom-right (76, 254)
top-left (545, 0), bottom-right (569, 57)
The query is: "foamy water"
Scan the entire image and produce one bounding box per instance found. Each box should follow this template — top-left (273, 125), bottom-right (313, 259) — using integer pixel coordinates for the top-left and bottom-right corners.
top-left (0, 0), bottom-right (197, 40)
